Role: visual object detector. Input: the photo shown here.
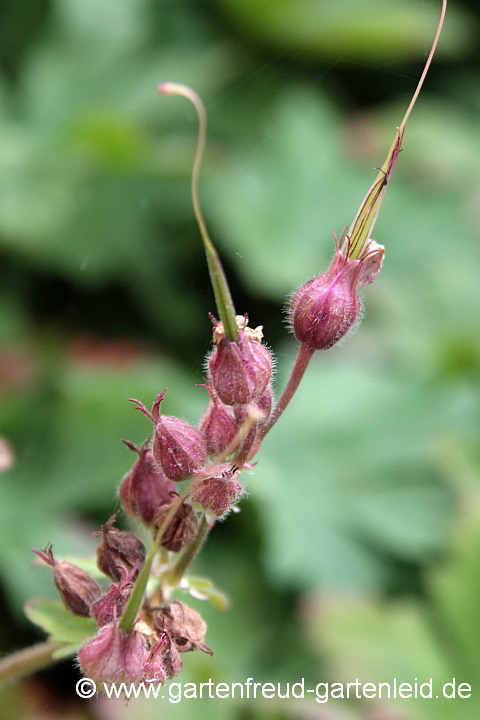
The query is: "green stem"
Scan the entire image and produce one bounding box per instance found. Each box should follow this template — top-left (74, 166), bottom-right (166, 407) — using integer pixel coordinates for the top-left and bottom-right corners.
top-left (157, 82), bottom-right (238, 341)
top-left (162, 514), bottom-right (210, 587)
top-left (347, 0), bottom-right (447, 260)
top-left (398, 0), bottom-right (447, 135)
top-left (0, 640), bottom-right (67, 685)
top-left (119, 488), bottom-right (190, 633)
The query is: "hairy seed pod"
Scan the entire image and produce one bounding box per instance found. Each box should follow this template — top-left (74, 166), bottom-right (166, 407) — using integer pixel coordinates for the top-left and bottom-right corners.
top-left (78, 615), bottom-right (183, 691)
top-left (154, 416), bottom-right (206, 481)
top-left (79, 623), bottom-right (134, 686)
top-left (119, 441), bottom-right (176, 525)
top-left (91, 568), bottom-right (134, 628)
top-left (191, 464), bottom-right (243, 520)
top-left (290, 251), bottom-right (362, 350)
top-left (32, 545), bottom-right (101, 617)
top-left (208, 315), bottom-right (273, 406)
top-left (129, 392), bottom-right (207, 482)
top-left (95, 514), bottom-right (145, 582)
top-left (151, 601), bottom-right (212, 655)
top-left (290, 236), bottom-right (385, 351)
top-left (199, 386), bottom-right (237, 456)
top-left (153, 500), bottom-right (198, 552)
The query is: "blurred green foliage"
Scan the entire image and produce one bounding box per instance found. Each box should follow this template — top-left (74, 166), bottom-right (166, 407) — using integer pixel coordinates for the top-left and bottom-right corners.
top-left (0, 0), bottom-right (480, 718)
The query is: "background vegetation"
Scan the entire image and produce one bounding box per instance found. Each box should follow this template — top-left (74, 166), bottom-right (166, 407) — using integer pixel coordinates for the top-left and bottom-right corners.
top-left (1, 0), bottom-right (479, 718)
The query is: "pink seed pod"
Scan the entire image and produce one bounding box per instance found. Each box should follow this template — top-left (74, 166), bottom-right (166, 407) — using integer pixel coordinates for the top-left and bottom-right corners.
top-left (119, 441), bottom-right (176, 525)
top-left (290, 244), bottom-right (365, 351)
top-left (95, 514), bottom-right (146, 582)
top-left (91, 567), bottom-right (134, 628)
top-left (78, 616), bottom-right (183, 690)
top-left (143, 630), bottom-right (183, 684)
top-left (151, 600), bottom-right (212, 655)
top-left (130, 392), bottom-right (207, 481)
top-left (78, 622), bottom-right (133, 686)
top-left (199, 385), bottom-right (237, 456)
top-left (153, 499), bottom-right (198, 552)
top-left (154, 416), bottom-right (206, 482)
top-left (32, 545), bottom-right (101, 617)
top-left (191, 464), bottom-right (243, 520)
top-left (290, 208), bottom-right (385, 351)
top-left (208, 315), bottom-right (273, 406)
top-left (77, 622), bottom-right (157, 688)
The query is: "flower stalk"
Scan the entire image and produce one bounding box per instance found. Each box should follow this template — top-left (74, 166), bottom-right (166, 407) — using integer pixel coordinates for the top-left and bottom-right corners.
top-left (0, 641), bottom-right (68, 684)
top-left (4, 0), bottom-right (447, 695)
top-left (254, 343), bottom-right (315, 449)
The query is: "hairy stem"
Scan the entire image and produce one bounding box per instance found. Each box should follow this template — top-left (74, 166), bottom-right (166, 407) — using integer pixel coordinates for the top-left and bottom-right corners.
top-left (0, 640), bottom-right (67, 685)
top-left (252, 343), bottom-right (315, 456)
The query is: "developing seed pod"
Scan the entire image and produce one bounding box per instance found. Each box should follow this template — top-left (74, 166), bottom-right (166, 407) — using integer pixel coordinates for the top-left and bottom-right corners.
top-left (32, 545), bottom-right (101, 617)
top-left (290, 248), bottom-right (362, 351)
top-left (78, 619), bottom-right (181, 689)
top-left (130, 392), bottom-right (207, 481)
top-left (95, 514), bottom-right (146, 582)
top-left (208, 315), bottom-right (273, 406)
top-left (151, 601), bottom-right (212, 655)
top-left (142, 627), bottom-right (183, 684)
top-left (119, 441), bottom-right (176, 525)
top-left (199, 385), bottom-right (237, 456)
top-left (91, 567), bottom-right (134, 628)
top-left (153, 499), bottom-right (198, 552)
top-left (78, 622), bottom-right (134, 686)
top-left (154, 415), bottom-right (207, 481)
top-left (191, 464), bottom-right (243, 520)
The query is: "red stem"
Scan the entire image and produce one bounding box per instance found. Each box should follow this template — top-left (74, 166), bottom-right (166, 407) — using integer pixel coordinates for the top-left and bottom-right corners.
top-left (249, 343), bottom-right (315, 459)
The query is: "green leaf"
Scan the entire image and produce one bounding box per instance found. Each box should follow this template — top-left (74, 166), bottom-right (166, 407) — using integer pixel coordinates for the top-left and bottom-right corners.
top-left (182, 575), bottom-right (230, 611)
top-left (24, 598), bottom-right (96, 647)
top-left (203, 237), bottom-right (238, 342)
